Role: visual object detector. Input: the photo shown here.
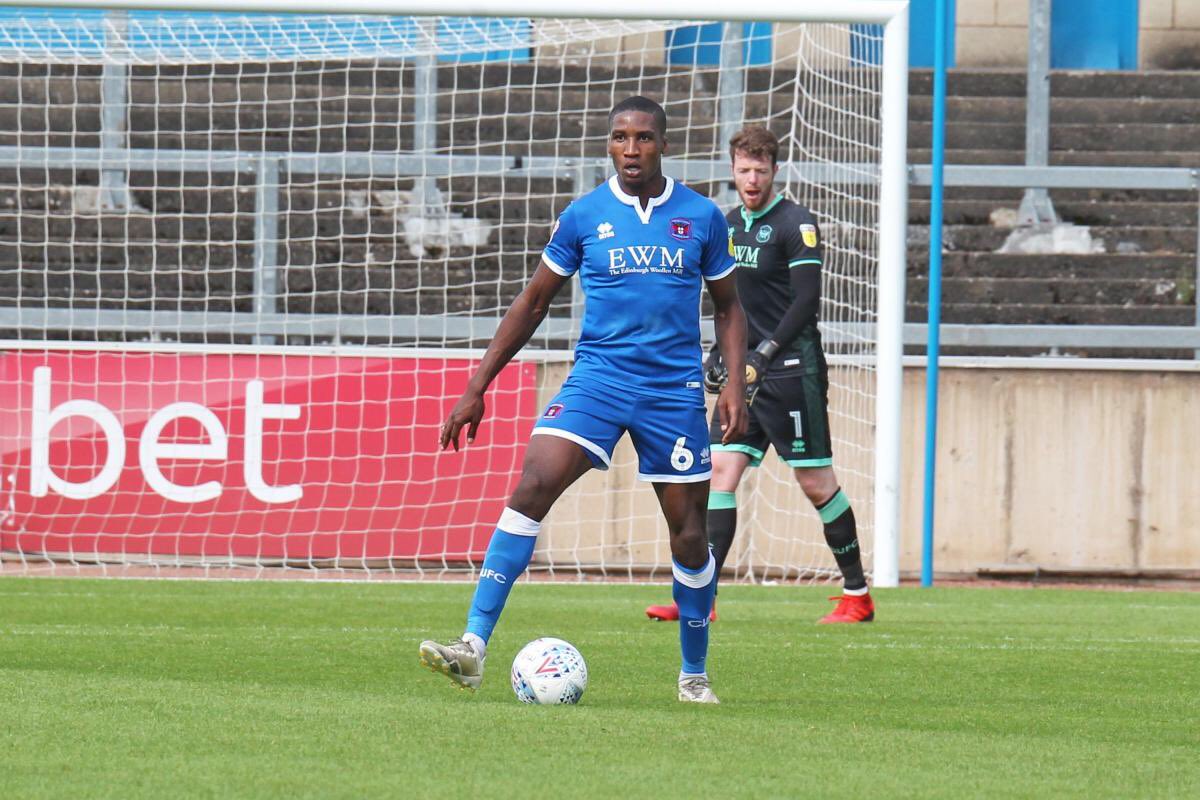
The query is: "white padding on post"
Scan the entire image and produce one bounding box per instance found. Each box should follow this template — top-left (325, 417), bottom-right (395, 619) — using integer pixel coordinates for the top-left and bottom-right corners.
top-left (497, 507), bottom-right (542, 537)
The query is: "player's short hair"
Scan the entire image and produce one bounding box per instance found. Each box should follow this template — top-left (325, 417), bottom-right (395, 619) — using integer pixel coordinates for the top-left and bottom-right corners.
top-left (729, 126), bottom-right (780, 165)
top-left (609, 96), bottom-right (667, 138)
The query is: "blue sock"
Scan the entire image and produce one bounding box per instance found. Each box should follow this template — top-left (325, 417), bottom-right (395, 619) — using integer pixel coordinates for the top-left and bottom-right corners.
top-left (464, 508), bottom-right (540, 644)
top-left (672, 552), bottom-right (716, 675)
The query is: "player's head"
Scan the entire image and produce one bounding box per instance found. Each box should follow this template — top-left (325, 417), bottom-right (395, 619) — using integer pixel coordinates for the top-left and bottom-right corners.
top-left (729, 126), bottom-right (780, 212)
top-left (608, 96), bottom-right (668, 193)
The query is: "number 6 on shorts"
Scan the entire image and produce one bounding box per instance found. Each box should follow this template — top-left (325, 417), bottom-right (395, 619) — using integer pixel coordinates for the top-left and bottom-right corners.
top-left (670, 436), bottom-right (694, 471)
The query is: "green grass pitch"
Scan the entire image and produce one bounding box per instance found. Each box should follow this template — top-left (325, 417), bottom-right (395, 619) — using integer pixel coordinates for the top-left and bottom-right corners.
top-left (2, 577), bottom-right (1198, 799)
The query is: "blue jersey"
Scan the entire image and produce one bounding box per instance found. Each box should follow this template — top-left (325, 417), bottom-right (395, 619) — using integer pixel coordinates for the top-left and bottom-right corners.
top-left (541, 176), bottom-right (735, 399)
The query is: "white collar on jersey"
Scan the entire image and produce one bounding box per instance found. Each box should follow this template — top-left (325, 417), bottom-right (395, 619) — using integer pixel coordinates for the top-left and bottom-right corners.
top-left (607, 174), bottom-right (675, 225)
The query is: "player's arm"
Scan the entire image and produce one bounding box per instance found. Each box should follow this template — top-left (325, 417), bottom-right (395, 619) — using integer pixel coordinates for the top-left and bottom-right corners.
top-left (706, 273), bottom-right (748, 444)
top-left (440, 263), bottom-right (570, 451)
top-left (758, 259), bottom-right (821, 359)
top-left (745, 214), bottom-right (823, 401)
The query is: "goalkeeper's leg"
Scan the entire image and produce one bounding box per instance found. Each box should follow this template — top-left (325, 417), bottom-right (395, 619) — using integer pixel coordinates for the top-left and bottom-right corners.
top-left (799, 467), bottom-right (874, 624)
top-left (770, 371), bottom-right (873, 623)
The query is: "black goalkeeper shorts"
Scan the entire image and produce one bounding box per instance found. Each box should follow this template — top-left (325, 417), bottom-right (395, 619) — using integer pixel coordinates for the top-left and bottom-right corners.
top-left (708, 369), bottom-right (832, 468)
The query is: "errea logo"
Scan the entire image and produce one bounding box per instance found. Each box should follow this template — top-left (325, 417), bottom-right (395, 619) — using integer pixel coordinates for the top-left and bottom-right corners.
top-left (597, 222), bottom-right (615, 240)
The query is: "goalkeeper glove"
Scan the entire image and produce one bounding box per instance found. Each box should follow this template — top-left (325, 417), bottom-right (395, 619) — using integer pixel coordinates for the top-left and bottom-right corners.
top-left (744, 339), bottom-right (780, 406)
top-left (703, 349), bottom-right (728, 395)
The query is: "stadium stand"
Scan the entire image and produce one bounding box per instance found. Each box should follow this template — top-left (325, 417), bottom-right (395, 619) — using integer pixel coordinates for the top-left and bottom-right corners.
top-left (907, 69), bottom-right (1199, 357)
top-left (0, 60), bottom-right (1195, 354)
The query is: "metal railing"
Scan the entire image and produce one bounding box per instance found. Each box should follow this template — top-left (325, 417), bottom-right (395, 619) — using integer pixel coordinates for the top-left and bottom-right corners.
top-left (0, 143), bottom-right (1197, 353)
top-left (908, 163), bottom-right (1200, 354)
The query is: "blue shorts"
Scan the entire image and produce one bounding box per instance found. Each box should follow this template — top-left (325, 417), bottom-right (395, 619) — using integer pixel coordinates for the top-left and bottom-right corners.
top-left (532, 377), bottom-right (711, 483)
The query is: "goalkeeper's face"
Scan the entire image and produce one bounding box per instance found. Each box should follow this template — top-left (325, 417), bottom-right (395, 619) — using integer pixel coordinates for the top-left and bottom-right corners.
top-left (608, 111), bottom-right (667, 192)
top-left (732, 151), bottom-right (778, 211)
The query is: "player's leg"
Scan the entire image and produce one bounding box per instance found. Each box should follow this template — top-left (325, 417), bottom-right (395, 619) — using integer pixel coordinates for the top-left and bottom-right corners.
top-left (655, 479), bottom-right (719, 703)
top-left (644, 405), bottom-right (764, 622)
top-left (629, 394), bottom-right (719, 702)
top-left (463, 434), bottom-right (594, 645)
top-left (795, 465), bottom-right (873, 623)
top-left (420, 383), bottom-right (621, 690)
top-left (708, 397), bottom-right (768, 587)
top-left (708, 449), bottom-right (751, 582)
top-left (765, 370), bottom-right (873, 623)
top-left (419, 434), bottom-right (593, 690)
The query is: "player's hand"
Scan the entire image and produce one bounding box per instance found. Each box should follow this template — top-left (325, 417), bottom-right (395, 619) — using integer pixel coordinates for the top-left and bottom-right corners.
top-left (744, 340), bottom-right (779, 406)
top-left (439, 389), bottom-right (485, 451)
top-left (702, 349), bottom-right (727, 395)
top-left (716, 382), bottom-right (748, 444)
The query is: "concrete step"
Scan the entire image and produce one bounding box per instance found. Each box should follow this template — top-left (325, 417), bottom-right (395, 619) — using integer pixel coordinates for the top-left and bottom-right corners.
top-left (0, 265), bottom-right (532, 317)
top-left (906, 302), bottom-right (1196, 325)
top-left (911, 148), bottom-right (1200, 167)
top-left (56, 64), bottom-right (1079, 99)
top-left (0, 61), bottom-right (713, 95)
top-left (908, 95), bottom-right (1200, 125)
top-left (908, 69), bottom-right (1200, 99)
top-left (0, 215), bottom-right (256, 242)
top-left (914, 225), bottom-right (1198, 255)
top-left (10, 105), bottom-right (1199, 159)
top-left (921, 253), bottom-right (1195, 279)
top-left (907, 276), bottom-right (1192, 306)
top-left (0, 267), bottom-right (252, 299)
top-left (910, 200), bottom-right (1199, 227)
top-left (910, 186), bottom-right (1197, 203)
top-left (6, 64), bottom-right (1200, 106)
top-left (908, 121), bottom-right (1200, 152)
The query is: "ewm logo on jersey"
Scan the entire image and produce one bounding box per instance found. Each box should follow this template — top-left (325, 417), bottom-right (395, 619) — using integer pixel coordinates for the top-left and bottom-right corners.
top-left (733, 245), bottom-right (761, 268)
top-left (607, 244), bottom-right (685, 275)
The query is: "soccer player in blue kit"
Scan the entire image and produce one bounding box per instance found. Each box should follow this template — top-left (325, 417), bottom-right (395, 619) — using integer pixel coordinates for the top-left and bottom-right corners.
top-left (419, 96), bottom-right (749, 704)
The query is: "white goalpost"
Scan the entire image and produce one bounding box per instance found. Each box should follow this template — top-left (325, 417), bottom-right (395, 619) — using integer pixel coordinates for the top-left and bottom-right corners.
top-left (0, 0), bottom-right (907, 586)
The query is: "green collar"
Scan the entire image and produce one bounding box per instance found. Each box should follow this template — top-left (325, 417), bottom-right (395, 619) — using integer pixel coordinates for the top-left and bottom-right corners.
top-left (739, 193), bottom-right (784, 232)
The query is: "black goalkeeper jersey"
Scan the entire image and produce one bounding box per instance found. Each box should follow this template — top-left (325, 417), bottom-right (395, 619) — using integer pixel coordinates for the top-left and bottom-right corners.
top-left (725, 195), bottom-right (826, 375)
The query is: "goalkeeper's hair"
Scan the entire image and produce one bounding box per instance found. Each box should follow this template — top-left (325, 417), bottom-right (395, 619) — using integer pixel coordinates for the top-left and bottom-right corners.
top-left (609, 95), bottom-right (667, 137)
top-left (729, 126), bottom-right (780, 165)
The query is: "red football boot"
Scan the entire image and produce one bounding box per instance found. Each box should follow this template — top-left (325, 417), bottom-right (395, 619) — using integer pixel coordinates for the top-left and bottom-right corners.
top-left (817, 592), bottom-right (874, 624)
top-left (645, 599), bottom-right (717, 622)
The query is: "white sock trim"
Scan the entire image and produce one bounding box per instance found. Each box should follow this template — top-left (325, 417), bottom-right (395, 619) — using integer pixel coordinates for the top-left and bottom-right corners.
top-left (497, 507), bottom-right (542, 537)
top-left (679, 671), bottom-right (707, 681)
top-left (843, 585), bottom-right (870, 596)
top-left (672, 553), bottom-right (716, 589)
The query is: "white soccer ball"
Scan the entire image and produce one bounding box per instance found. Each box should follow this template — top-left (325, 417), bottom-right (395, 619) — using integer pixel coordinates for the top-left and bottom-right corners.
top-left (510, 637), bottom-right (588, 705)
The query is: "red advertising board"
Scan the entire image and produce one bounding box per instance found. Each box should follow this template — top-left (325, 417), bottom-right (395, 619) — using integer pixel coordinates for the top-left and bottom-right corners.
top-left (0, 350), bottom-right (538, 563)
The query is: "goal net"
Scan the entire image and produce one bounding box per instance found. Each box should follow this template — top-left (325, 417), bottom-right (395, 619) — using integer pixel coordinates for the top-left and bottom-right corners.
top-left (0, 3), bottom-right (907, 583)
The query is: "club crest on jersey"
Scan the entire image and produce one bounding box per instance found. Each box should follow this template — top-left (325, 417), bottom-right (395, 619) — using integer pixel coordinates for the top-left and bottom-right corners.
top-left (800, 223), bottom-right (818, 248)
top-left (543, 403), bottom-right (564, 419)
top-left (597, 222), bottom-right (615, 240)
top-left (756, 224), bottom-right (772, 244)
top-left (669, 217), bottom-right (692, 240)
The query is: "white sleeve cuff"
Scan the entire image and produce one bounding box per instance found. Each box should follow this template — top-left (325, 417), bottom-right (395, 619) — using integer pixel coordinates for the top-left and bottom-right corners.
top-left (541, 252), bottom-right (573, 276)
top-left (704, 261), bottom-right (737, 282)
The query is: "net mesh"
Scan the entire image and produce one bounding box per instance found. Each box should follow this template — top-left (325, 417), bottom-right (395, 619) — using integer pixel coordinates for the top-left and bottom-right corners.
top-left (0, 10), bottom-right (884, 582)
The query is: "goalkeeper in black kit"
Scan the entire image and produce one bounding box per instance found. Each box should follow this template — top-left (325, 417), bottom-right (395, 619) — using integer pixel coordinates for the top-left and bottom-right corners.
top-left (646, 126), bottom-right (874, 624)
